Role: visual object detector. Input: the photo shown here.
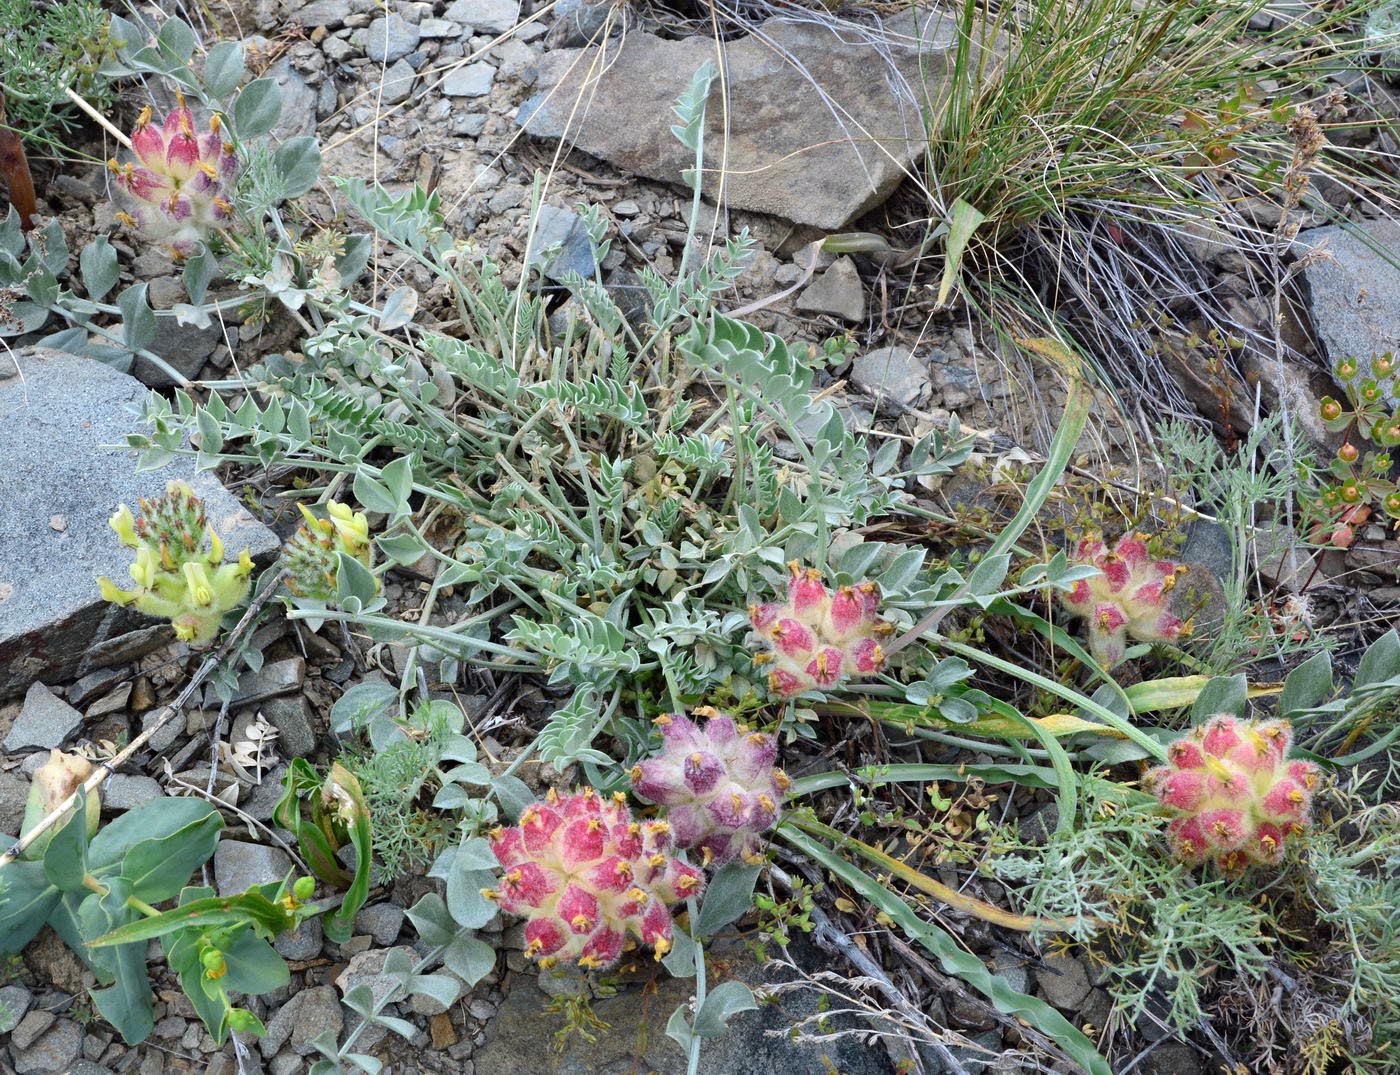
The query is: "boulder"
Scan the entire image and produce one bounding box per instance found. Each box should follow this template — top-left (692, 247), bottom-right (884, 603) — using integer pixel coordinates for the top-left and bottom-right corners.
top-left (0, 349), bottom-right (279, 700)
top-left (518, 13), bottom-right (984, 229)
top-left (1299, 219), bottom-right (1400, 403)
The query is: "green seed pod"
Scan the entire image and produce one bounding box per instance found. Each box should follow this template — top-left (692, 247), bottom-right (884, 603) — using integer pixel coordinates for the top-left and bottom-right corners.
top-left (225, 1008), bottom-right (260, 1035)
top-left (293, 876), bottom-right (316, 900)
top-left (201, 947), bottom-right (227, 979)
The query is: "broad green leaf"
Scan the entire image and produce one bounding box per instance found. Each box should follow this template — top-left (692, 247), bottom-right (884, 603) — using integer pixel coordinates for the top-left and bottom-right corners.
top-left (1190, 673), bottom-right (1248, 723)
top-left (222, 928), bottom-right (291, 994)
top-left (696, 863), bottom-right (760, 937)
top-left (233, 77), bottom-right (283, 138)
top-left (691, 979), bottom-right (757, 1038)
top-left (121, 810), bottom-right (222, 902)
top-left (378, 286), bottom-right (418, 331)
top-left (443, 932), bottom-right (496, 986)
top-left (274, 137), bottom-right (322, 198)
top-left (90, 798), bottom-right (218, 869)
top-left (116, 282), bottom-right (157, 353)
top-left (0, 858), bottom-right (61, 953)
top-left (935, 197), bottom-right (987, 306)
top-left (42, 793), bottom-right (90, 892)
top-left (406, 892), bottom-right (455, 946)
top-left (1279, 650), bottom-right (1333, 716)
top-left (203, 40), bottom-right (246, 98)
top-left (80, 237), bottom-right (120, 300)
top-left (1355, 630), bottom-right (1400, 690)
top-left (83, 878), bottom-right (155, 1044)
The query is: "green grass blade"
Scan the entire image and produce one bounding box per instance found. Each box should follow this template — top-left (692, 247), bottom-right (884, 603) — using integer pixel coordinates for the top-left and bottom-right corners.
top-left (780, 825), bottom-right (1112, 1075)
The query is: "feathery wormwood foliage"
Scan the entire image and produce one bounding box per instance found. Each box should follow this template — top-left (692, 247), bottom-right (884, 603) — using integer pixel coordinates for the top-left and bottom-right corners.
top-left (1155, 413), bottom-right (1322, 672)
top-left (992, 776), bottom-right (1274, 1029)
top-left (993, 637), bottom-right (1400, 1056)
top-left (1304, 804), bottom-right (1400, 1072)
top-left (0, 0), bottom-right (113, 152)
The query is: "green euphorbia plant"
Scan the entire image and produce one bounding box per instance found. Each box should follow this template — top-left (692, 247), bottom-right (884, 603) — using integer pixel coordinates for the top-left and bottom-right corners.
top-left (0, 794), bottom-right (317, 1044)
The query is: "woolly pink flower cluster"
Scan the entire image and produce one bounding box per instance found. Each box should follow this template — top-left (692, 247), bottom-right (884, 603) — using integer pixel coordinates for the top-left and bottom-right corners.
top-left (750, 561), bottom-right (894, 697)
top-left (1148, 715), bottom-right (1321, 872)
top-left (630, 708), bottom-right (790, 866)
top-left (484, 787), bottom-right (704, 969)
top-left (110, 92), bottom-right (236, 255)
top-left (1059, 534), bottom-right (1191, 668)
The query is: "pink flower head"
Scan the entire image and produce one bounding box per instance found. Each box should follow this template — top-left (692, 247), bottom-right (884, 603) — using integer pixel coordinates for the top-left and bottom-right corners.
top-left (484, 787), bottom-right (703, 969)
top-left (109, 93), bottom-right (237, 256)
top-left (630, 708), bottom-right (790, 865)
top-left (1147, 715), bottom-right (1322, 872)
top-left (1059, 533), bottom-right (1191, 668)
top-left (749, 562), bottom-right (894, 697)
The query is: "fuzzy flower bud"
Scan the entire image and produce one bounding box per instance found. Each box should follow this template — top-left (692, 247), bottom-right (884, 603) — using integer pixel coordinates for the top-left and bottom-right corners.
top-left (19, 750), bottom-right (101, 859)
top-left (484, 787), bottom-right (704, 969)
top-left (109, 92), bottom-right (237, 256)
top-left (281, 500), bottom-right (374, 601)
top-left (1147, 715), bottom-right (1321, 872)
top-left (630, 707), bottom-right (790, 865)
top-left (1059, 534), bottom-right (1191, 668)
top-left (749, 561), bottom-right (893, 697)
top-left (97, 480), bottom-right (254, 644)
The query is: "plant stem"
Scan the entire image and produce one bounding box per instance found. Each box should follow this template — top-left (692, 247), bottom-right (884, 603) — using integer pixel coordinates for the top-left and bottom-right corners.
top-left (684, 895), bottom-right (706, 1075)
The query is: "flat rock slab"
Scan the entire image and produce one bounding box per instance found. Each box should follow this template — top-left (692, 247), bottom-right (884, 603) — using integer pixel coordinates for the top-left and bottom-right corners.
top-left (518, 14), bottom-right (973, 229)
top-left (0, 348), bottom-right (279, 700)
top-left (1300, 219), bottom-right (1400, 399)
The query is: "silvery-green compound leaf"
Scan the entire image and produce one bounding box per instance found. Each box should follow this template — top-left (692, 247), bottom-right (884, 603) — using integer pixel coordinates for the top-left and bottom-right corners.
top-left (379, 285), bottom-right (418, 331)
top-left (669, 60), bottom-right (718, 154)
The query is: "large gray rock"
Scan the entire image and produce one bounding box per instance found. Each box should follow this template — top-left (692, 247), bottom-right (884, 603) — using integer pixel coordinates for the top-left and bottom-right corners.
top-left (1300, 219), bottom-right (1400, 397)
top-left (12, 1017), bottom-right (83, 1074)
top-left (259, 984), bottom-right (342, 1058)
top-left (365, 14), bottom-right (420, 64)
top-left (0, 770), bottom-right (26, 834)
top-left (518, 14), bottom-right (979, 229)
top-left (4, 683), bottom-right (83, 751)
top-left (444, 0), bottom-right (521, 34)
top-left (0, 349), bottom-right (278, 700)
top-left (851, 346), bottom-right (930, 411)
top-left (213, 840), bottom-right (292, 896)
top-left (475, 939), bottom-right (895, 1074)
top-left (528, 205), bottom-right (598, 284)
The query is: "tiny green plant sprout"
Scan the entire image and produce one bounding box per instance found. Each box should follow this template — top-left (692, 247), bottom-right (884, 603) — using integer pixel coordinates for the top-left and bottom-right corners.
top-left (109, 91), bottom-right (237, 257)
top-left (749, 561), bottom-right (893, 696)
top-left (483, 787), bottom-right (705, 969)
top-left (282, 499), bottom-right (373, 601)
top-left (272, 760), bottom-right (373, 944)
top-left (1147, 715), bottom-right (1321, 872)
top-left (629, 708), bottom-right (789, 866)
top-left (1308, 352), bottom-right (1400, 546)
top-left (97, 480), bottom-right (254, 643)
top-left (1057, 533), bottom-right (1191, 668)
top-left (1, 786), bottom-right (317, 1045)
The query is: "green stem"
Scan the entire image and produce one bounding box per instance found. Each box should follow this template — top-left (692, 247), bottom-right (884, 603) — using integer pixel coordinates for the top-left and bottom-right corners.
top-left (935, 635), bottom-right (1168, 761)
top-left (127, 895), bottom-right (162, 918)
top-left (685, 895), bottom-right (707, 1075)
